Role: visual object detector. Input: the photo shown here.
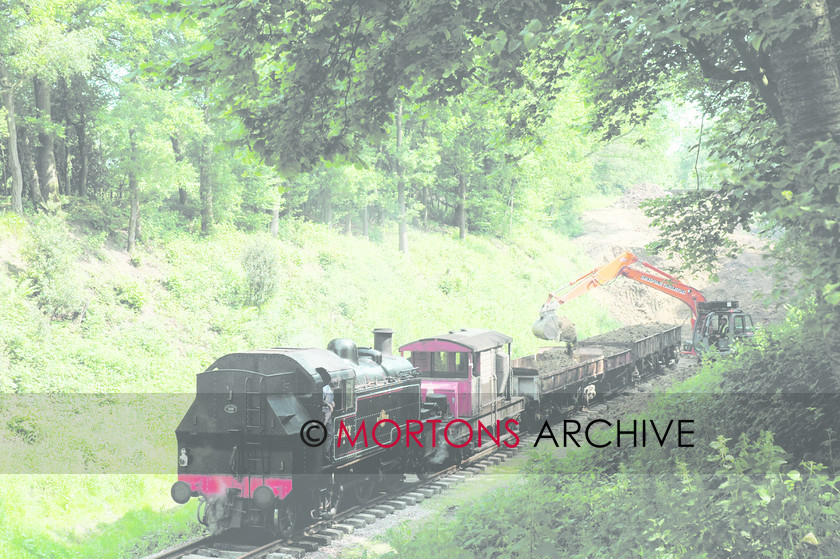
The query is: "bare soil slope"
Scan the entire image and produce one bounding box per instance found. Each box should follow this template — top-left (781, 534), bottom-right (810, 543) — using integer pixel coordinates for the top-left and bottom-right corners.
top-left (575, 186), bottom-right (785, 330)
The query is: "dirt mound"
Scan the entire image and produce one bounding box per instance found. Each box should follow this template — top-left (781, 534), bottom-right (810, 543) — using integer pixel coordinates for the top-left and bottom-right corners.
top-left (615, 182), bottom-right (667, 209)
top-left (580, 323), bottom-right (675, 345)
top-left (535, 349), bottom-right (576, 374)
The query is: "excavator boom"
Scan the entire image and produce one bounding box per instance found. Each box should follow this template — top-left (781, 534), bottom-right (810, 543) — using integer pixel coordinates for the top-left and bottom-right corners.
top-left (532, 251), bottom-right (706, 341)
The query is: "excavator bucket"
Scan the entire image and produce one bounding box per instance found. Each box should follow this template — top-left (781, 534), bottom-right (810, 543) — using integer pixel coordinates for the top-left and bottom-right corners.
top-left (532, 310), bottom-right (561, 341)
top-left (532, 310), bottom-right (578, 343)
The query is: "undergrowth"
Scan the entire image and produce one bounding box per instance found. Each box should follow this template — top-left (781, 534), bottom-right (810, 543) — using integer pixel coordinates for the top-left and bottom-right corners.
top-left (379, 307), bottom-right (840, 557)
top-left (0, 210), bottom-right (620, 558)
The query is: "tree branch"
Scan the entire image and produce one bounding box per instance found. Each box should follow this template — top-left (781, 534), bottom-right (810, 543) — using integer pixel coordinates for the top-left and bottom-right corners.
top-left (685, 38), bottom-right (751, 83)
top-left (729, 33), bottom-right (787, 127)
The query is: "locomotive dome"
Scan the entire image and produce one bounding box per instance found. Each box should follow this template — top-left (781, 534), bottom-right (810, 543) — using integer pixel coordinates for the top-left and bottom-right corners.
top-left (327, 338), bottom-right (359, 364)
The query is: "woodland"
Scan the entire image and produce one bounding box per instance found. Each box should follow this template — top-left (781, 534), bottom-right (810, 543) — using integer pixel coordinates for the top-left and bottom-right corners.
top-left (1, 0), bottom-right (840, 557)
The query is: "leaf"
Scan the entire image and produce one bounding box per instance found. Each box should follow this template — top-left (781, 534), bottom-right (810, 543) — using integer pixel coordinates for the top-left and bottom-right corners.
top-left (787, 470), bottom-right (801, 481)
top-left (801, 532), bottom-right (820, 546)
top-left (526, 19), bottom-right (543, 33)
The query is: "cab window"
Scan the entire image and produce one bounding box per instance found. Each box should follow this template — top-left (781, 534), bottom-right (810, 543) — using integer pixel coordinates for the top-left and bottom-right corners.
top-left (433, 352), bottom-right (448, 374)
top-left (409, 351), bottom-right (469, 378)
top-left (734, 315), bottom-right (754, 335)
top-left (454, 352), bottom-right (469, 374)
top-left (409, 352), bottom-right (432, 372)
top-left (338, 379), bottom-right (355, 412)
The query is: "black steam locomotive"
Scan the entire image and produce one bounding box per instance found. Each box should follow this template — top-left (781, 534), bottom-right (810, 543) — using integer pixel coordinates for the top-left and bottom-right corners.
top-left (170, 329), bottom-right (440, 537)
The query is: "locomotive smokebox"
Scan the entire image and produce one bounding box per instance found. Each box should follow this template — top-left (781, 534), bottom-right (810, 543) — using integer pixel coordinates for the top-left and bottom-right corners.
top-left (373, 328), bottom-right (394, 355)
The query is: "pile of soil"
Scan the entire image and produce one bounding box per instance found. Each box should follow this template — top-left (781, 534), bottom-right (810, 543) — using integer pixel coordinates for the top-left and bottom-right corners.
top-left (614, 182), bottom-right (667, 209)
top-left (531, 348), bottom-right (576, 375)
top-left (580, 323), bottom-right (675, 346)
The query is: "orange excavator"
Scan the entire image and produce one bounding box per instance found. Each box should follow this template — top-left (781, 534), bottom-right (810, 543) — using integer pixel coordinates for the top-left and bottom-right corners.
top-left (532, 251), bottom-right (755, 356)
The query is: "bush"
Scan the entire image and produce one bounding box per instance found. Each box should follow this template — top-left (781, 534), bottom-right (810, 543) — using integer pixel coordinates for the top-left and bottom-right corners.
top-left (388, 435), bottom-right (840, 558)
top-left (437, 270), bottom-right (464, 295)
top-left (114, 281), bottom-right (146, 312)
top-left (21, 215), bottom-right (85, 318)
top-left (241, 239), bottom-right (281, 309)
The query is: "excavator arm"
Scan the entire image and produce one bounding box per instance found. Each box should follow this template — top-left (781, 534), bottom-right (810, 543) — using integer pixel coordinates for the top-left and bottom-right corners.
top-left (533, 251), bottom-right (706, 341)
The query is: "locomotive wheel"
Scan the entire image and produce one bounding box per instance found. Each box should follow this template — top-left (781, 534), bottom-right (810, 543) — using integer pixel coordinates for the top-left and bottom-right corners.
top-left (416, 460), bottom-right (432, 480)
top-left (273, 499), bottom-right (297, 539)
top-left (205, 498), bottom-right (231, 534)
top-left (352, 475), bottom-right (374, 504)
top-left (380, 468), bottom-right (403, 492)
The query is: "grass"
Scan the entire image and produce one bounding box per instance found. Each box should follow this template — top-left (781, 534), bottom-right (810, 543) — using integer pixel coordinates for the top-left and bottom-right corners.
top-left (373, 309), bottom-right (840, 558)
top-left (0, 211), bottom-right (621, 558)
top-left (338, 455), bottom-right (534, 559)
top-left (4, 485), bottom-right (203, 559)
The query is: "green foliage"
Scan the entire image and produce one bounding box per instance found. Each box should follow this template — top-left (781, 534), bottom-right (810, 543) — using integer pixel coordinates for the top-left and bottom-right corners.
top-left (388, 306), bottom-right (840, 558)
top-left (240, 238), bottom-right (281, 309)
top-left (114, 281), bottom-right (146, 312)
top-left (20, 215), bottom-right (85, 318)
top-left (644, 190), bottom-right (749, 275)
top-left (158, 0), bottom-right (563, 174)
top-left (386, 434), bottom-right (840, 557)
top-left (4, 478), bottom-right (204, 559)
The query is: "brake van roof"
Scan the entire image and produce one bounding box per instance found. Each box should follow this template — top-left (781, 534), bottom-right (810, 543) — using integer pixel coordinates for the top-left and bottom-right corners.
top-left (399, 329), bottom-right (512, 354)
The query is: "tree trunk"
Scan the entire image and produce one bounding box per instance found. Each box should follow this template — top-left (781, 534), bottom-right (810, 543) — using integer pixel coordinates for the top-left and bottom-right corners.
top-left (170, 135), bottom-right (188, 205)
top-left (76, 122), bottom-right (88, 197)
top-left (771, 0), bottom-right (840, 146)
top-left (768, 0), bottom-right (840, 375)
top-left (33, 76), bottom-right (60, 204)
top-left (395, 100), bottom-right (408, 254)
top-left (508, 178), bottom-right (516, 238)
top-left (0, 58), bottom-right (24, 213)
top-left (344, 214), bottom-right (352, 235)
top-left (199, 140), bottom-right (213, 235)
top-left (270, 206), bottom-right (280, 237)
top-left (422, 185), bottom-right (429, 229)
top-left (20, 125), bottom-right (43, 208)
top-left (362, 204), bottom-right (369, 238)
top-left (321, 187), bottom-right (333, 224)
top-left (127, 130), bottom-right (139, 252)
top-left (56, 136), bottom-right (69, 195)
top-left (457, 172), bottom-right (467, 239)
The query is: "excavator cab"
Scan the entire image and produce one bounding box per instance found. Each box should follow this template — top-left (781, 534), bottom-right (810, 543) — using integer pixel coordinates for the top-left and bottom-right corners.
top-left (690, 301), bottom-right (755, 355)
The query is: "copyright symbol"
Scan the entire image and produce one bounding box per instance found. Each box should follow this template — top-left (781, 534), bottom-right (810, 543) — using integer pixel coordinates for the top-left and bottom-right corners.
top-left (300, 420), bottom-right (327, 447)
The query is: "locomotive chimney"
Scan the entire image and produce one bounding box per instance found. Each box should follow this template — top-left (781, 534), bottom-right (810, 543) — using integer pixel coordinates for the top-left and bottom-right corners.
top-left (373, 328), bottom-right (393, 355)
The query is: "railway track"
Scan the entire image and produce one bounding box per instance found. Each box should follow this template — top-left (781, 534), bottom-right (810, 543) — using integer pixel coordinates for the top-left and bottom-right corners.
top-left (144, 360), bottom-right (693, 559)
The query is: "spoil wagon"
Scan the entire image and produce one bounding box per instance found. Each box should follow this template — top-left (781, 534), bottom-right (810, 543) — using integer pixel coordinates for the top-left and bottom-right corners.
top-left (513, 323), bottom-right (681, 424)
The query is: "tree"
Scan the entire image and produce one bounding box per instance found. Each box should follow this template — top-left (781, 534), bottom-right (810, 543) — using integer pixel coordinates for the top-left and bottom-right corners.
top-left (102, 81), bottom-right (194, 250)
top-left (4, 0), bottom-right (101, 204)
top-left (158, 0), bottom-right (565, 174)
top-left (563, 0), bottom-right (840, 369)
top-left (0, 58), bottom-right (24, 213)
top-left (162, 1), bottom-right (840, 354)
top-left (395, 99), bottom-right (408, 253)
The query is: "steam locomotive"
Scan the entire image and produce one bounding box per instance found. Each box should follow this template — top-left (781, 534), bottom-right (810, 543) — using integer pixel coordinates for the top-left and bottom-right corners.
top-left (170, 328), bottom-right (526, 537)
